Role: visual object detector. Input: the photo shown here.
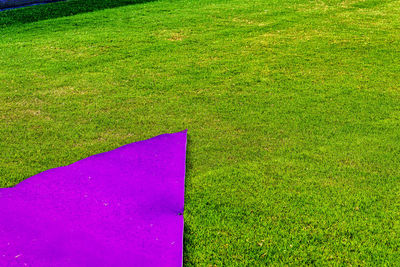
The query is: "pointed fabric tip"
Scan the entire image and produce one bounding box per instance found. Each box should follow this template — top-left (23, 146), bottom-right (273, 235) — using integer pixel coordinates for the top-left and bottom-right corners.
top-left (0, 130), bottom-right (187, 267)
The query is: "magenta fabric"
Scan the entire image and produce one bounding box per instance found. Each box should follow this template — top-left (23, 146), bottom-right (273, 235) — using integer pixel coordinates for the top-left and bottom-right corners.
top-left (0, 130), bottom-right (187, 267)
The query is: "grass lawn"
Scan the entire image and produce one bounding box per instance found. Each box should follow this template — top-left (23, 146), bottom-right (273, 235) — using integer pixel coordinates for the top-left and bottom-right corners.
top-left (1, 0), bottom-right (400, 265)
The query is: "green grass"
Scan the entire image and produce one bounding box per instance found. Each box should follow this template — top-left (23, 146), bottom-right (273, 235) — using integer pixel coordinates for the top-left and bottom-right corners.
top-left (0, 0), bottom-right (154, 26)
top-left (1, 0), bottom-right (400, 265)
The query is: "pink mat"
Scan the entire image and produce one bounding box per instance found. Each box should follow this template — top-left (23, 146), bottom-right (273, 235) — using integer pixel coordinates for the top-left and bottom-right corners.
top-left (0, 130), bottom-right (187, 266)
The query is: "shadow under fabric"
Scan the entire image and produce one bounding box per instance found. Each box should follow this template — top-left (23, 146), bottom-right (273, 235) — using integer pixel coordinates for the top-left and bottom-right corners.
top-left (0, 130), bottom-right (187, 267)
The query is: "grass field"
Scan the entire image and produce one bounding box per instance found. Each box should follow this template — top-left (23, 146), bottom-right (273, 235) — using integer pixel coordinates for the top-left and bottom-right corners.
top-left (1, 0), bottom-right (400, 265)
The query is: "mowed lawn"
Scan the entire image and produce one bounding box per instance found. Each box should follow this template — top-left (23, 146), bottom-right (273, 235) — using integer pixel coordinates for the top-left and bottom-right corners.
top-left (1, 0), bottom-right (400, 265)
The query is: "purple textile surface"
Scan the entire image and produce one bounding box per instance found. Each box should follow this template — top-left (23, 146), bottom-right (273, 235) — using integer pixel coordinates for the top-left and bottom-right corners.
top-left (0, 130), bottom-right (187, 267)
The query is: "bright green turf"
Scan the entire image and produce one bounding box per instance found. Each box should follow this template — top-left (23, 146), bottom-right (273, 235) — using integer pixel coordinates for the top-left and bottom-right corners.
top-left (1, 0), bottom-right (400, 265)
